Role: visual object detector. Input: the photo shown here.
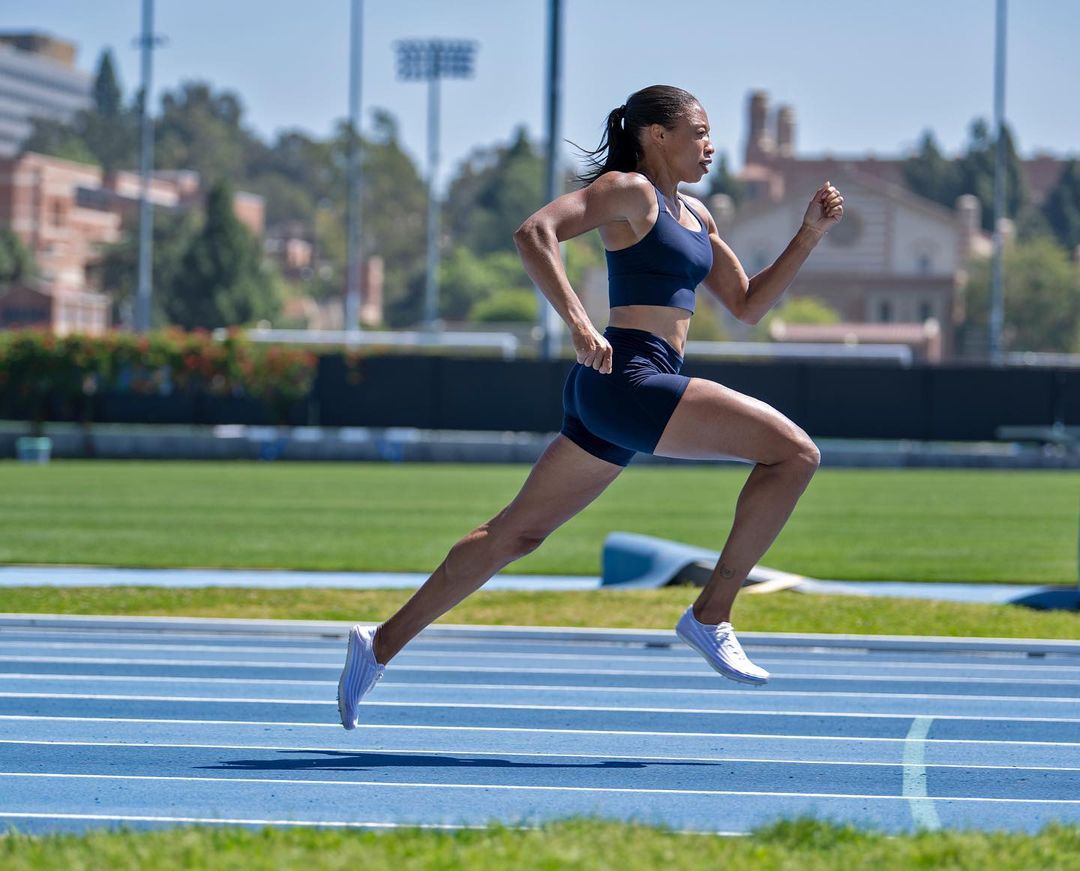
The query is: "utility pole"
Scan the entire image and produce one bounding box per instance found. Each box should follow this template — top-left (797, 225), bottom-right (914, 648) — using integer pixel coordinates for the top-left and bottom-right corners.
top-left (344, 0), bottom-right (364, 334)
top-left (134, 0), bottom-right (163, 333)
top-left (989, 0), bottom-right (1008, 363)
top-left (538, 0), bottom-right (564, 360)
top-left (394, 39), bottom-right (477, 331)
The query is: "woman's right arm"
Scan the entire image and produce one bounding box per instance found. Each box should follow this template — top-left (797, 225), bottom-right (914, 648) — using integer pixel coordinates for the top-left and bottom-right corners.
top-left (513, 172), bottom-right (652, 374)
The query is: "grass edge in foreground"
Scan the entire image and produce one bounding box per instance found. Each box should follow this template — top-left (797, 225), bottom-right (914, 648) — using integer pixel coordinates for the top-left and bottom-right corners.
top-left (1, 816), bottom-right (1079, 870)
top-left (1, 586), bottom-right (1078, 640)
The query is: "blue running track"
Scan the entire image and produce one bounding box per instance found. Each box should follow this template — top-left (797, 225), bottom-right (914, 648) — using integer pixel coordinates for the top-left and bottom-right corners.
top-left (0, 615), bottom-right (1078, 836)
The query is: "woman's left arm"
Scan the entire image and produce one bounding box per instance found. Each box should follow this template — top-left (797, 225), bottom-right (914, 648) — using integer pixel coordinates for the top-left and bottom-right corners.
top-left (741, 181), bottom-right (844, 324)
top-left (697, 181), bottom-right (844, 324)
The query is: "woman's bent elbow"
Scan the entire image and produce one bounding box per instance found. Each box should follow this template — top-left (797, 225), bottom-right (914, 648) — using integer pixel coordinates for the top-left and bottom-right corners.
top-left (513, 220), bottom-right (538, 246)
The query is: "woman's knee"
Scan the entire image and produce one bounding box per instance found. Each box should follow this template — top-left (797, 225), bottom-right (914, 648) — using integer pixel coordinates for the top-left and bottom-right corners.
top-left (481, 514), bottom-right (548, 561)
top-left (781, 435), bottom-right (821, 474)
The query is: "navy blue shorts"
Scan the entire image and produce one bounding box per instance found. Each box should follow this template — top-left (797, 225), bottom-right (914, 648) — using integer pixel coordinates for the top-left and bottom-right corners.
top-left (560, 326), bottom-right (692, 467)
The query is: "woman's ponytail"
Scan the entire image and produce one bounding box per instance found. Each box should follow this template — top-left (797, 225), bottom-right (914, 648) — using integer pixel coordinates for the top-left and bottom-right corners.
top-left (576, 104), bottom-right (640, 186)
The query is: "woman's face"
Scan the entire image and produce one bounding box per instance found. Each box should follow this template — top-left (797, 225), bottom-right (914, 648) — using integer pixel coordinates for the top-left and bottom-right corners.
top-left (650, 103), bottom-right (715, 183)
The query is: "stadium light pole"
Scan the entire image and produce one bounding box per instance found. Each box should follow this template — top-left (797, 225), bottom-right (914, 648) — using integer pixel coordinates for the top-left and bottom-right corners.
top-left (988, 0), bottom-right (1008, 363)
top-left (344, 0), bottom-right (364, 335)
top-left (134, 0), bottom-right (163, 334)
top-left (537, 0), bottom-right (564, 360)
top-left (394, 39), bottom-right (477, 332)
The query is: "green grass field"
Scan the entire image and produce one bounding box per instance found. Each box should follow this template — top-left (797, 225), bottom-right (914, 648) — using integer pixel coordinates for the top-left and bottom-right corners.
top-left (2, 817), bottom-right (1079, 870)
top-left (2, 460), bottom-right (1077, 584)
top-left (3, 459), bottom-right (1077, 638)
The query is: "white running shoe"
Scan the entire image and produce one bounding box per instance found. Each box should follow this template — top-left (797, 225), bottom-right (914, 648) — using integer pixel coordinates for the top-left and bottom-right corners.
top-left (337, 624), bottom-right (385, 730)
top-left (675, 605), bottom-right (770, 685)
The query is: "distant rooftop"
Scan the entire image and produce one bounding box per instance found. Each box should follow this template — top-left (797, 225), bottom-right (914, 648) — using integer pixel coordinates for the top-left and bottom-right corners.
top-left (0, 32), bottom-right (77, 68)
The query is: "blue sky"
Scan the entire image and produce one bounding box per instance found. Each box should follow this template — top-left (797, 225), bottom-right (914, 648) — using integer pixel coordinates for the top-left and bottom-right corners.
top-left (4, 1), bottom-right (1077, 192)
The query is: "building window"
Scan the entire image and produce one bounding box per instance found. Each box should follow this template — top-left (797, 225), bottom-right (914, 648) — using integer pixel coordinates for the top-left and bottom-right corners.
top-left (878, 300), bottom-right (893, 322)
top-left (918, 300), bottom-right (934, 322)
top-left (917, 254), bottom-right (932, 274)
top-left (51, 200), bottom-right (64, 226)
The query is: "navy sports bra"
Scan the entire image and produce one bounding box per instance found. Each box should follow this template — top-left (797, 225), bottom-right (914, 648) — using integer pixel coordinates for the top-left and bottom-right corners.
top-left (606, 179), bottom-right (713, 314)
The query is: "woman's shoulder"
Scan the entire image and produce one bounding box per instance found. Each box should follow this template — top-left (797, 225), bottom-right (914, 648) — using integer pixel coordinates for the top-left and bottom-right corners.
top-left (587, 171), bottom-right (656, 216)
top-left (590, 169), bottom-right (654, 194)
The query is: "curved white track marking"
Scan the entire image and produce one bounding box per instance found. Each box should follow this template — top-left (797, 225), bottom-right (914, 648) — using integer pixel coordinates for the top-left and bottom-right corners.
top-left (903, 717), bottom-right (941, 831)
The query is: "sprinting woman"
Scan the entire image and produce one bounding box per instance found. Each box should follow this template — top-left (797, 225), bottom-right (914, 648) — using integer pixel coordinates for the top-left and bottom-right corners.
top-left (338, 84), bottom-right (844, 729)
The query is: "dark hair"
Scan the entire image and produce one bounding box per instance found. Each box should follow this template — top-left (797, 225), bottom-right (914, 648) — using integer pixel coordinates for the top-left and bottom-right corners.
top-left (574, 85), bottom-right (700, 186)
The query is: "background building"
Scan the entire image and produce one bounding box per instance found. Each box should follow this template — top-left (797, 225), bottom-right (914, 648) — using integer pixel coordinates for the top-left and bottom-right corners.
top-left (704, 90), bottom-right (1056, 360)
top-left (0, 33), bottom-right (92, 158)
top-left (0, 150), bottom-right (265, 335)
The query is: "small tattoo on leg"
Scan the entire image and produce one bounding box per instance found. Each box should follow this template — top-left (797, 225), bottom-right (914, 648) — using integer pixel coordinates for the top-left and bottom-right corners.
top-left (718, 562), bottom-right (736, 580)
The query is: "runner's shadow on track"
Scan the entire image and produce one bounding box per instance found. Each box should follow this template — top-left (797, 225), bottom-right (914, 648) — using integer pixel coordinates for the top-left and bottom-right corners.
top-left (199, 750), bottom-right (689, 772)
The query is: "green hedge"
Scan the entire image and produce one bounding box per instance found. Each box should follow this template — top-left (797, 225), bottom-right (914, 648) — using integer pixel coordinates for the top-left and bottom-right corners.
top-left (0, 328), bottom-right (318, 432)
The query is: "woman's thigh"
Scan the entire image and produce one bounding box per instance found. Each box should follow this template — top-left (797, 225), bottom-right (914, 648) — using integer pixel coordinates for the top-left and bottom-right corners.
top-left (491, 433), bottom-right (626, 542)
top-left (653, 377), bottom-right (818, 464)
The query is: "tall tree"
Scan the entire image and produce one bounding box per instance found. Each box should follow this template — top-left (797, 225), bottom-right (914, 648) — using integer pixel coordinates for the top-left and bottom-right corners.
top-left (444, 126), bottom-right (544, 256)
top-left (0, 228), bottom-right (35, 288)
top-left (437, 246), bottom-right (531, 320)
top-left (245, 129), bottom-right (333, 227)
top-left (92, 49), bottom-right (122, 117)
top-left (154, 82), bottom-right (256, 185)
top-left (962, 236), bottom-right (1080, 353)
top-left (319, 111), bottom-right (427, 327)
top-left (167, 181), bottom-right (281, 328)
top-left (958, 119), bottom-right (1026, 232)
top-left (83, 48), bottom-right (138, 173)
top-left (1042, 159), bottom-right (1080, 252)
top-left (97, 210), bottom-right (199, 328)
top-left (902, 130), bottom-right (962, 207)
top-left (903, 121), bottom-right (1026, 232)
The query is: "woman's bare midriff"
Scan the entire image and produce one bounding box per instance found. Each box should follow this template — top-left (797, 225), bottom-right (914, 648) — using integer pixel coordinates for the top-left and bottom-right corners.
top-left (607, 304), bottom-right (691, 357)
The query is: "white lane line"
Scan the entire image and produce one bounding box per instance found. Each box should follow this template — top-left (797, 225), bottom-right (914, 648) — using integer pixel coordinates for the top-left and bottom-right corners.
top-left (4, 665), bottom-right (1079, 687)
top-left (2, 714), bottom-right (1077, 746)
top-left (3, 674), bottom-right (1079, 705)
top-left (6, 624), bottom-right (1078, 658)
top-left (903, 717), bottom-right (941, 831)
top-left (4, 691), bottom-right (1080, 721)
top-left (1, 771), bottom-right (1077, 805)
top-left (0, 641), bottom-right (343, 654)
top-left (5, 653), bottom-right (1078, 680)
top-left (8, 639), bottom-right (1080, 674)
top-left (3, 738), bottom-right (1078, 772)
